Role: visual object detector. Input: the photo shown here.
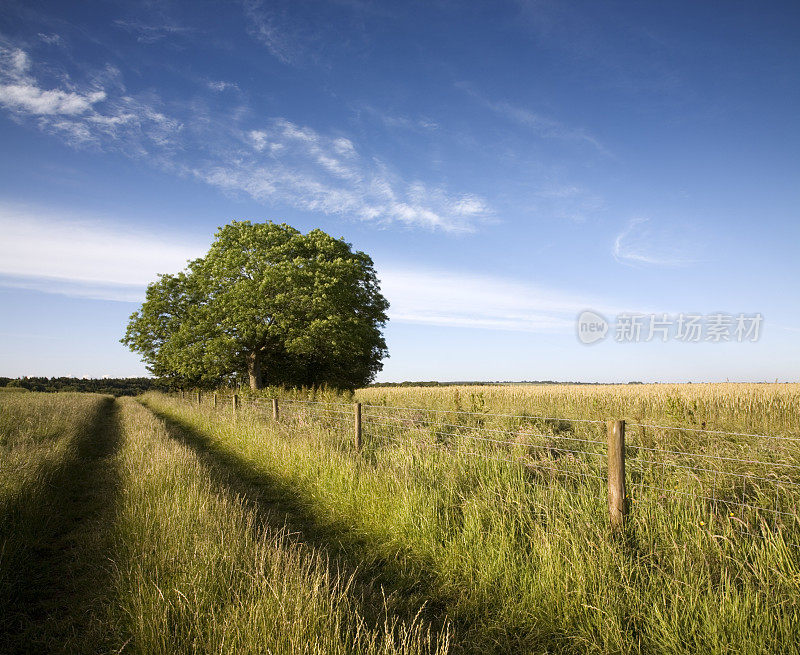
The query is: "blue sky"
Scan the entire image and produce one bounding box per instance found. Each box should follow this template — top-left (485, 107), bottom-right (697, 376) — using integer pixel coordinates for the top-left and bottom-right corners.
top-left (0, 0), bottom-right (798, 382)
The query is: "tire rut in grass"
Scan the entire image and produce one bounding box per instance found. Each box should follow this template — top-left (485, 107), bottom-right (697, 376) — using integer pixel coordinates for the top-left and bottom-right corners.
top-left (0, 396), bottom-right (123, 654)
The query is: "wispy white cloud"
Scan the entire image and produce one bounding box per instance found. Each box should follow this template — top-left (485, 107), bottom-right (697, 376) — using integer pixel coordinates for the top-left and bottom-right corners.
top-left (113, 19), bottom-right (196, 44)
top-left (207, 80), bottom-right (239, 92)
top-left (0, 49), bottom-right (105, 114)
top-left (0, 83), bottom-right (105, 115)
top-left (37, 33), bottom-right (63, 46)
top-left (613, 217), bottom-right (698, 267)
top-left (0, 276), bottom-right (146, 304)
top-left (530, 184), bottom-right (604, 223)
top-left (242, 0), bottom-right (380, 66)
top-left (195, 117), bottom-right (492, 232)
top-left (0, 45), bottom-right (182, 151)
top-left (192, 124), bottom-right (491, 232)
top-left (0, 203), bottom-right (207, 302)
top-left (358, 105), bottom-right (439, 132)
top-left (490, 100), bottom-right (606, 152)
top-left (457, 82), bottom-right (608, 153)
top-left (380, 266), bottom-right (617, 333)
top-left (242, 0), bottom-right (305, 65)
top-left (0, 46), bottom-right (491, 233)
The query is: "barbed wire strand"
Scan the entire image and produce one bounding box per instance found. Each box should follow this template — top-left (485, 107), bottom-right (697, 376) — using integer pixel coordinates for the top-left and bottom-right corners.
top-left (362, 412), bottom-right (607, 446)
top-left (385, 436), bottom-right (607, 482)
top-left (360, 403), bottom-right (606, 424)
top-left (628, 421), bottom-right (800, 443)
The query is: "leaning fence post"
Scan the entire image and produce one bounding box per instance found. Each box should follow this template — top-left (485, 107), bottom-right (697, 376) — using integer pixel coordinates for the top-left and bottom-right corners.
top-left (607, 419), bottom-right (627, 530)
top-left (272, 398), bottom-right (279, 421)
top-left (354, 402), bottom-right (362, 451)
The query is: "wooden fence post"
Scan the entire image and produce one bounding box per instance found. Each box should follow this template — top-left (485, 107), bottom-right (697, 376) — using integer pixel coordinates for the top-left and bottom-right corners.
top-left (272, 398), bottom-right (279, 421)
top-left (196, 390), bottom-right (201, 405)
top-left (213, 392), bottom-right (217, 408)
top-left (232, 394), bottom-right (239, 423)
top-left (607, 419), bottom-right (627, 530)
top-left (354, 402), bottom-right (362, 451)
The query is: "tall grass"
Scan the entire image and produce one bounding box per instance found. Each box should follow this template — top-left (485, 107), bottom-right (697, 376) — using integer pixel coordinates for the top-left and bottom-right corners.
top-left (109, 397), bottom-right (448, 654)
top-left (143, 388), bottom-right (800, 654)
top-left (0, 392), bottom-right (117, 652)
top-left (0, 392), bottom-right (99, 505)
top-left (1, 392), bottom-right (448, 653)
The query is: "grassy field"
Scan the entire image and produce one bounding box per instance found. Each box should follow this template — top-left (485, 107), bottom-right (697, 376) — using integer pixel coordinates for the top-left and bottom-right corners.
top-left (2, 384), bottom-right (800, 653)
top-left (0, 392), bottom-right (446, 654)
top-left (144, 384), bottom-right (800, 654)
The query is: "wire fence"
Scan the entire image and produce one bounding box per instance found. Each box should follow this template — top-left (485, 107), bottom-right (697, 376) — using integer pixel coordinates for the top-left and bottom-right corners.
top-left (176, 390), bottom-right (800, 546)
top-left (624, 419), bottom-right (800, 545)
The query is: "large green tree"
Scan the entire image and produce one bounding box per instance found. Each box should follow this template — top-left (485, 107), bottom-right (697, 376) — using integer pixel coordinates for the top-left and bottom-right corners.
top-left (122, 221), bottom-right (389, 390)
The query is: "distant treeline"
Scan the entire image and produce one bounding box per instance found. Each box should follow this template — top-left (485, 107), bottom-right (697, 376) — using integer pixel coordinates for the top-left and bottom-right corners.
top-left (0, 377), bottom-right (650, 395)
top-left (368, 380), bottom-right (646, 387)
top-left (1, 377), bottom-right (161, 396)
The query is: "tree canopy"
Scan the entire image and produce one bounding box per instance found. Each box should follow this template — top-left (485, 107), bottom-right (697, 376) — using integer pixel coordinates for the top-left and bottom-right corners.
top-left (122, 221), bottom-right (389, 390)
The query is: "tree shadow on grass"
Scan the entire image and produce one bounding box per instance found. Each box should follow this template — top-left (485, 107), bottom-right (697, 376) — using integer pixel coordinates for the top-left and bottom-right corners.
top-left (141, 403), bottom-right (487, 653)
top-left (0, 397), bottom-right (123, 655)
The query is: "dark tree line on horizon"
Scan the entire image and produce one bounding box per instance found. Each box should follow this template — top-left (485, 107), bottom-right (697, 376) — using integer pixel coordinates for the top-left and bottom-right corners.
top-left (1, 377), bottom-right (161, 396)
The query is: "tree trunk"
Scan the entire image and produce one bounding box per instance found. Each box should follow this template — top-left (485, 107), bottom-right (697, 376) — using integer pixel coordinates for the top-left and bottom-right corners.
top-left (247, 351), bottom-right (263, 390)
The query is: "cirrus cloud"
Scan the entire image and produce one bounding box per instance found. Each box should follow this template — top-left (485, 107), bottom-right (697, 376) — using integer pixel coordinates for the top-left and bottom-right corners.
top-left (613, 217), bottom-right (699, 267)
top-left (0, 45), bottom-right (492, 233)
